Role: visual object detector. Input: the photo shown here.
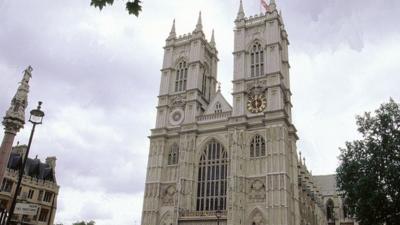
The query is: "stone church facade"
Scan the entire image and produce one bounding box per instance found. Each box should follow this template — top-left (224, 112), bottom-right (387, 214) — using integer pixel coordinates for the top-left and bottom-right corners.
top-left (141, 1), bottom-right (356, 225)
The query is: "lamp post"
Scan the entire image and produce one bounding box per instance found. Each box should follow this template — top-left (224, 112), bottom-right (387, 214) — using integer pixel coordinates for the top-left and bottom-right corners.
top-left (215, 209), bottom-right (222, 225)
top-left (6, 102), bottom-right (44, 225)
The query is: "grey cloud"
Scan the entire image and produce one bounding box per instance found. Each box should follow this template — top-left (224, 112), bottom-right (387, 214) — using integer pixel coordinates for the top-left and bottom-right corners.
top-left (80, 201), bottom-right (113, 221)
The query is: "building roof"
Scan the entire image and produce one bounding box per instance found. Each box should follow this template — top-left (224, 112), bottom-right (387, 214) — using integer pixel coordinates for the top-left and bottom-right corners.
top-left (7, 152), bottom-right (55, 182)
top-left (312, 174), bottom-right (337, 196)
top-left (204, 91), bottom-right (232, 115)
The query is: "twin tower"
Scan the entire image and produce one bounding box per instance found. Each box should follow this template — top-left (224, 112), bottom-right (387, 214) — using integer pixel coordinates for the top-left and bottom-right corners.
top-left (141, 1), bottom-right (325, 225)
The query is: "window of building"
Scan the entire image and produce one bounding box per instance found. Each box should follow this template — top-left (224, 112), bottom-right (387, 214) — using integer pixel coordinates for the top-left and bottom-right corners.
top-left (1, 179), bottom-right (13, 192)
top-left (27, 189), bottom-right (34, 199)
top-left (250, 135), bottom-right (266, 158)
top-left (175, 61), bottom-right (188, 92)
top-left (196, 140), bottom-right (228, 212)
top-left (167, 144), bottom-right (179, 165)
top-left (38, 208), bottom-right (49, 222)
top-left (215, 102), bottom-right (222, 113)
top-left (326, 199), bottom-right (334, 221)
top-left (250, 42), bottom-right (264, 77)
top-left (43, 191), bottom-right (53, 203)
top-left (202, 70), bottom-right (207, 96)
top-left (38, 190), bottom-right (43, 201)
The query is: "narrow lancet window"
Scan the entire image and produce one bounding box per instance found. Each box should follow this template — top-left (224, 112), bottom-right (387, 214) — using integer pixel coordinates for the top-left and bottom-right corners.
top-left (175, 61), bottom-right (188, 92)
top-left (168, 144), bottom-right (179, 165)
top-left (215, 102), bottom-right (222, 113)
top-left (250, 135), bottom-right (266, 158)
top-left (250, 42), bottom-right (264, 77)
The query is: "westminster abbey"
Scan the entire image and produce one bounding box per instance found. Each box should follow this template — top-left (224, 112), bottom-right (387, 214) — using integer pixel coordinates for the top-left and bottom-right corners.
top-left (140, 1), bottom-right (357, 225)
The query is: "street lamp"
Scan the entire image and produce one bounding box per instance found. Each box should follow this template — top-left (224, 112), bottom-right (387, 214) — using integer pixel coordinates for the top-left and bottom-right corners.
top-left (6, 102), bottom-right (44, 225)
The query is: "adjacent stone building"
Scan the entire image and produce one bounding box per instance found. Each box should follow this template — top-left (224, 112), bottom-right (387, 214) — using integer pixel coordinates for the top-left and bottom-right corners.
top-left (141, 1), bottom-right (358, 225)
top-left (0, 145), bottom-right (59, 225)
top-left (313, 175), bottom-right (358, 225)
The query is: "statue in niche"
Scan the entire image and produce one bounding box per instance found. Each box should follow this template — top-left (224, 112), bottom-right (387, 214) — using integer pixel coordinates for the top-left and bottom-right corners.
top-left (249, 179), bottom-right (266, 202)
top-left (162, 185), bottom-right (176, 206)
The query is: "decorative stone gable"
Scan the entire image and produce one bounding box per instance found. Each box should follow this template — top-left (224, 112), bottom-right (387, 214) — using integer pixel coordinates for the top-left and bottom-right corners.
top-left (203, 91), bottom-right (232, 115)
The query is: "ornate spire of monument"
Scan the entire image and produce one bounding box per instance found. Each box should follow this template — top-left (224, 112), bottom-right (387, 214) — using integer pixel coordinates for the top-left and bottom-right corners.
top-left (0, 66), bottom-right (33, 185)
top-left (3, 66), bottom-right (32, 131)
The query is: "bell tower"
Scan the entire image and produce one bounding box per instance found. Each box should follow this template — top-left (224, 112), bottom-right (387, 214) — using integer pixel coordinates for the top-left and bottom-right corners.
top-left (232, 0), bottom-right (292, 121)
top-left (228, 1), bottom-right (300, 225)
top-left (155, 13), bottom-right (219, 129)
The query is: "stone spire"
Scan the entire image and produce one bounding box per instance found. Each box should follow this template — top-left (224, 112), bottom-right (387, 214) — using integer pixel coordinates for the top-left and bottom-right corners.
top-left (168, 19), bottom-right (176, 39)
top-left (269, 0), bottom-right (277, 11)
top-left (210, 29), bottom-right (216, 48)
top-left (194, 11), bottom-right (203, 33)
top-left (236, 0), bottom-right (245, 20)
top-left (3, 66), bottom-right (32, 131)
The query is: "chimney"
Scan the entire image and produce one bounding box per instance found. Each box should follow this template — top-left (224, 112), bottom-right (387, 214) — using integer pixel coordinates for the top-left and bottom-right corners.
top-left (12, 145), bottom-right (28, 159)
top-left (46, 157), bottom-right (57, 170)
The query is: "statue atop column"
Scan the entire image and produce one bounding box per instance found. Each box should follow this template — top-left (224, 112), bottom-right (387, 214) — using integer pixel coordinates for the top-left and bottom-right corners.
top-left (2, 66), bottom-right (32, 134)
top-left (0, 66), bottom-right (33, 184)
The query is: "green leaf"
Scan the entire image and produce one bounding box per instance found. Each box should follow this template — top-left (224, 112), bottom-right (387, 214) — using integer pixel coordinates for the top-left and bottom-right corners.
top-left (90, 0), bottom-right (114, 10)
top-left (126, 0), bottom-right (142, 17)
top-left (90, 0), bottom-right (143, 16)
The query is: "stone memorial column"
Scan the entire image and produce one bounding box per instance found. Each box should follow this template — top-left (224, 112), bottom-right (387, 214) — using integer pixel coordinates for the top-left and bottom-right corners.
top-left (0, 66), bottom-right (32, 184)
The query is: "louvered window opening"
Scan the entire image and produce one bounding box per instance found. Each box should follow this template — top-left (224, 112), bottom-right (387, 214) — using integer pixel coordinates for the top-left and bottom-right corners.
top-left (175, 61), bottom-right (188, 92)
top-left (250, 43), bottom-right (264, 77)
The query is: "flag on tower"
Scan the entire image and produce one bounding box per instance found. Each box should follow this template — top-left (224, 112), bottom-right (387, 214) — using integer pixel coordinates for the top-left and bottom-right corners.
top-left (260, 0), bottom-right (269, 11)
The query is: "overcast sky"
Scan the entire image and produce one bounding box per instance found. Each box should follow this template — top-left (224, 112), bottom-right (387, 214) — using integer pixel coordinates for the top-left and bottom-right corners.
top-left (0, 0), bottom-right (399, 224)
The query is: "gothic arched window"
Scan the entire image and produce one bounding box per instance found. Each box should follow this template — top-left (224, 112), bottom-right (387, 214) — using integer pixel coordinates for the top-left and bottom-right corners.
top-left (250, 135), bottom-right (266, 158)
top-left (250, 42), bottom-right (264, 77)
top-left (326, 199), bottom-right (335, 221)
top-left (168, 144), bottom-right (179, 165)
top-left (175, 61), bottom-right (188, 92)
top-left (196, 140), bottom-right (228, 212)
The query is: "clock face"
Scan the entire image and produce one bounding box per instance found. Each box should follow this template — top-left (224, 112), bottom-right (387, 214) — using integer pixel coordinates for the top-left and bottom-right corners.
top-left (169, 108), bottom-right (184, 125)
top-left (247, 94), bottom-right (267, 113)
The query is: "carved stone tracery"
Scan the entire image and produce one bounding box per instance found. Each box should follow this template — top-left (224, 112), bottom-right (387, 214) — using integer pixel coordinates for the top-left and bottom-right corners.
top-left (169, 94), bottom-right (186, 108)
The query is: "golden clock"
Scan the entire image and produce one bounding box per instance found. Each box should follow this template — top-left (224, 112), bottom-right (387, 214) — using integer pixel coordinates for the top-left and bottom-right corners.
top-left (247, 94), bottom-right (267, 113)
